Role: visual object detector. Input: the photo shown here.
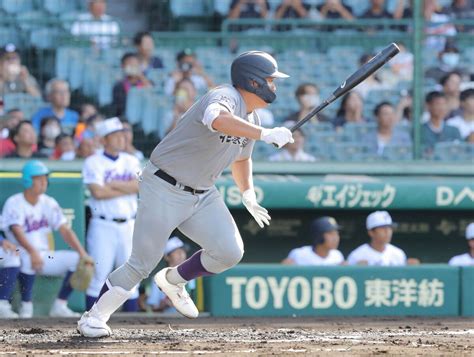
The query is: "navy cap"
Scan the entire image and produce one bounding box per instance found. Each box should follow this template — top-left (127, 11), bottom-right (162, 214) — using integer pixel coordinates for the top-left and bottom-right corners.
top-left (311, 217), bottom-right (341, 237)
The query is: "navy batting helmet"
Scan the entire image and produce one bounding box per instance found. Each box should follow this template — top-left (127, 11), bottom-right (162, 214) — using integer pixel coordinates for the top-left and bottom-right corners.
top-left (22, 160), bottom-right (49, 189)
top-left (231, 51), bottom-right (289, 104)
top-left (311, 217), bottom-right (341, 246)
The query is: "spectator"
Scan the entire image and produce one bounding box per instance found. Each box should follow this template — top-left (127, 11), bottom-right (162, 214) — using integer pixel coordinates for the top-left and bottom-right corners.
top-left (71, 0), bottom-right (120, 50)
top-left (285, 83), bottom-right (329, 123)
top-left (365, 102), bottom-right (412, 157)
top-left (275, 0), bottom-right (309, 20)
top-left (112, 53), bottom-right (152, 116)
top-left (359, 0), bottom-right (392, 32)
top-left (355, 53), bottom-right (388, 98)
top-left (0, 108), bottom-right (24, 157)
top-left (228, 0), bottom-right (270, 30)
top-left (77, 138), bottom-right (95, 159)
top-left (74, 103), bottom-right (98, 142)
top-left (5, 120), bottom-right (46, 159)
top-left (347, 211), bottom-right (419, 266)
top-left (393, 0), bottom-right (413, 19)
top-left (442, 0), bottom-right (474, 33)
top-left (32, 79), bottom-right (79, 135)
top-left (425, 42), bottom-right (470, 83)
top-left (164, 49), bottom-right (214, 96)
top-left (146, 237), bottom-right (195, 313)
top-left (51, 134), bottom-right (76, 161)
top-left (133, 31), bottom-right (164, 75)
top-left (380, 43), bottom-right (413, 85)
top-left (163, 78), bottom-right (197, 137)
top-left (0, 44), bottom-right (40, 98)
top-left (440, 71), bottom-right (462, 118)
top-left (447, 88), bottom-right (474, 140)
top-left (424, 0), bottom-right (457, 52)
top-left (0, 160), bottom-right (89, 318)
top-left (38, 117), bottom-right (62, 158)
top-left (120, 118), bottom-right (144, 161)
top-left (421, 91), bottom-right (461, 157)
top-left (282, 217), bottom-right (344, 265)
top-left (395, 90), bottom-right (412, 125)
top-left (317, 0), bottom-right (353, 19)
top-left (332, 91), bottom-right (366, 129)
top-left (448, 223), bottom-right (474, 266)
top-left (268, 125), bottom-right (316, 162)
top-left (75, 113), bottom-right (103, 147)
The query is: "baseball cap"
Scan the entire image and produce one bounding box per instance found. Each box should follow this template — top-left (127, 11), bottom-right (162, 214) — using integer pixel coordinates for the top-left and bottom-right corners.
top-left (366, 211), bottom-right (396, 230)
top-left (95, 117), bottom-right (123, 137)
top-left (164, 237), bottom-right (185, 255)
top-left (311, 216), bottom-right (341, 237)
top-left (0, 43), bottom-right (19, 59)
top-left (466, 223), bottom-right (474, 240)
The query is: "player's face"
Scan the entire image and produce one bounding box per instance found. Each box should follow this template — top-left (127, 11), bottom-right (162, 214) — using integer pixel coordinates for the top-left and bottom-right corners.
top-left (31, 175), bottom-right (48, 195)
top-left (323, 230), bottom-right (340, 250)
top-left (468, 239), bottom-right (474, 251)
top-left (105, 131), bottom-right (126, 152)
top-left (370, 226), bottom-right (393, 245)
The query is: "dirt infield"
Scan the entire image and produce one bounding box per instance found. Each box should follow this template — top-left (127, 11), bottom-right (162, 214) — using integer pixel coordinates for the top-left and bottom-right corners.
top-left (0, 316), bottom-right (473, 356)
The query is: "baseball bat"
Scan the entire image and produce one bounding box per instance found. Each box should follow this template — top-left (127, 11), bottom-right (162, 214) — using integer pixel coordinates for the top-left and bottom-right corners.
top-left (290, 42), bottom-right (400, 132)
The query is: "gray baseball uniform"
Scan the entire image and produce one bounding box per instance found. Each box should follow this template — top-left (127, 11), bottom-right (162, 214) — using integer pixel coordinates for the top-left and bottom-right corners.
top-left (109, 84), bottom-right (260, 290)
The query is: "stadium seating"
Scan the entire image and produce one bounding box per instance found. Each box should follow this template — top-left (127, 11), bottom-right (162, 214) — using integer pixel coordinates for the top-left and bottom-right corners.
top-left (434, 142), bottom-right (474, 162)
top-left (3, 93), bottom-right (46, 119)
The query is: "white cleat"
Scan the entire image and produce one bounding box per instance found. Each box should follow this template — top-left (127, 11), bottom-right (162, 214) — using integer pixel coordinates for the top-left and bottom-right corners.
top-left (0, 300), bottom-right (19, 319)
top-left (77, 311), bottom-right (112, 338)
top-left (49, 299), bottom-right (81, 318)
top-left (154, 267), bottom-right (198, 319)
top-left (19, 301), bottom-right (33, 319)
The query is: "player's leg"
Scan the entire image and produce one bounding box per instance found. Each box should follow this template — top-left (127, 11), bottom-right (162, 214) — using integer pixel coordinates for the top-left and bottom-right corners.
top-left (39, 250), bottom-right (80, 317)
top-left (0, 252), bottom-right (21, 318)
top-left (155, 188), bottom-right (243, 318)
top-left (85, 218), bottom-right (117, 309)
top-left (114, 219), bottom-right (139, 312)
top-left (78, 165), bottom-right (193, 336)
top-left (17, 250), bottom-right (40, 318)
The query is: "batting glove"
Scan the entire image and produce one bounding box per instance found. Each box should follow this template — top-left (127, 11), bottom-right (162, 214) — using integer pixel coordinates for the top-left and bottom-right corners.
top-left (260, 127), bottom-right (294, 148)
top-left (242, 189), bottom-right (271, 228)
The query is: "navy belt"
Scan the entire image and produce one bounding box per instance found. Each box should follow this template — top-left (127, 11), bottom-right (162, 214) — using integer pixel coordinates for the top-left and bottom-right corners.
top-left (98, 216), bottom-right (132, 223)
top-left (154, 169), bottom-right (207, 195)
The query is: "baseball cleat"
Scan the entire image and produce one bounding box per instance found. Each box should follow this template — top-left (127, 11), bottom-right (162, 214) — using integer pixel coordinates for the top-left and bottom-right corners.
top-left (18, 301), bottom-right (33, 319)
top-left (77, 311), bottom-right (112, 338)
top-left (0, 300), bottom-right (19, 319)
top-left (49, 299), bottom-right (81, 318)
top-left (154, 268), bottom-right (199, 319)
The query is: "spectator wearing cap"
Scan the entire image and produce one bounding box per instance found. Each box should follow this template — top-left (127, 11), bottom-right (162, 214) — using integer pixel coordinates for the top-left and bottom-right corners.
top-left (285, 83), bottom-right (329, 124)
top-left (425, 42), bottom-right (470, 83)
top-left (364, 102), bottom-right (412, 157)
top-left (0, 44), bottom-right (40, 98)
top-left (268, 123), bottom-right (316, 162)
top-left (347, 211), bottom-right (419, 266)
top-left (146, 237), bottom-right (195, 313)
top-left (31, 79), bottom-right (79, 135)
top-left (71, 0), bottom-right (120, 49)
top-left (447, 88), bottom-right (474, 140)
top-left (133, 31), bottom-right (164, 75)
top-left (164, 49), bottom-right (214, 96)
top-left (5, 120), bottom-right (46, 159)
top-left (0, 108), bottom-right (24, 157)
top-left (421, 91), bottom-right (461, 158)
top-left (282, 217), bottom-right (344, 265)
top-left (112, 53), bottom-right (153, 116)
top-left (440, 71), bottom-right (462, 119)
top-left (38, 117), bottom-right (62, 158)
top-left (448, 223), bottom-right (474, 266)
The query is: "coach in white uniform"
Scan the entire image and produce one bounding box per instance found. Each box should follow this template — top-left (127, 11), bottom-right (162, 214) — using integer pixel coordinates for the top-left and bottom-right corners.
top-left (77, 51), bottom-right (294, 337)
top-left (448, 222), bottom-right (474, 266)
top-left (347, 211), bottom-right (416, 266)
top-left (282, 216), bottom-right (344, 265)
top-left (82, 117), bottom-right (140, 311)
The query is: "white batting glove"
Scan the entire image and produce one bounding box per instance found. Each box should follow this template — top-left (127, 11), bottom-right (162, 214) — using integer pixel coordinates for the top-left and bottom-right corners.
top-left (242, 189), bottom-right (271, 228)
top-left (260, 127), bottom-right (294, 148)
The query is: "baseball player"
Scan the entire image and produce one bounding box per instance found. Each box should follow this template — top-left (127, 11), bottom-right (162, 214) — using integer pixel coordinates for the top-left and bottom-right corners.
top-left (347, 211), bottom-right (413, 266)
top-left (82, 117), bottom-right (141, 311)
top-left (448, 222), bottom-right (474, 266)
top-left (0, 234), bottom-right (20, 318)
top-left (282, 217), bottom-right (344, 265)
top-left (77, 51), bottom-right (294, 337)
top-left (0, 160), bottom-right (89, 318)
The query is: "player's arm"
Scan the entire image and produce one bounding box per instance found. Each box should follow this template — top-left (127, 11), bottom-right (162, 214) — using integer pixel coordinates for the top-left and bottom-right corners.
top-left (87, 183), bottom-right (127, 199)
top-left (107, 180), bottom-right (139, 195)
top-left (213, 110), bottom-right (263, 140)
top-left (9, 225), bottom-right (43, 271)
top-left (58, 224), bottom-right (87, 258)
top-left (231, 157), bottom-right (253, 193)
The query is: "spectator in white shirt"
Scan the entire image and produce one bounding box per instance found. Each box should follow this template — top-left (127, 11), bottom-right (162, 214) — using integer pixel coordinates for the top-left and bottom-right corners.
top-left (447, 88), bottom-right (474, 140)
top-left (347, 211), bottom-right (420, 266)
top-left (282, 216), bottom-right (344, 266)
top-left (71, 0), bottom-right (120, 49)
top-left (269, 122), bottom-right (316, 162)
top-left (448, 223), bottom-right (474, 266)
